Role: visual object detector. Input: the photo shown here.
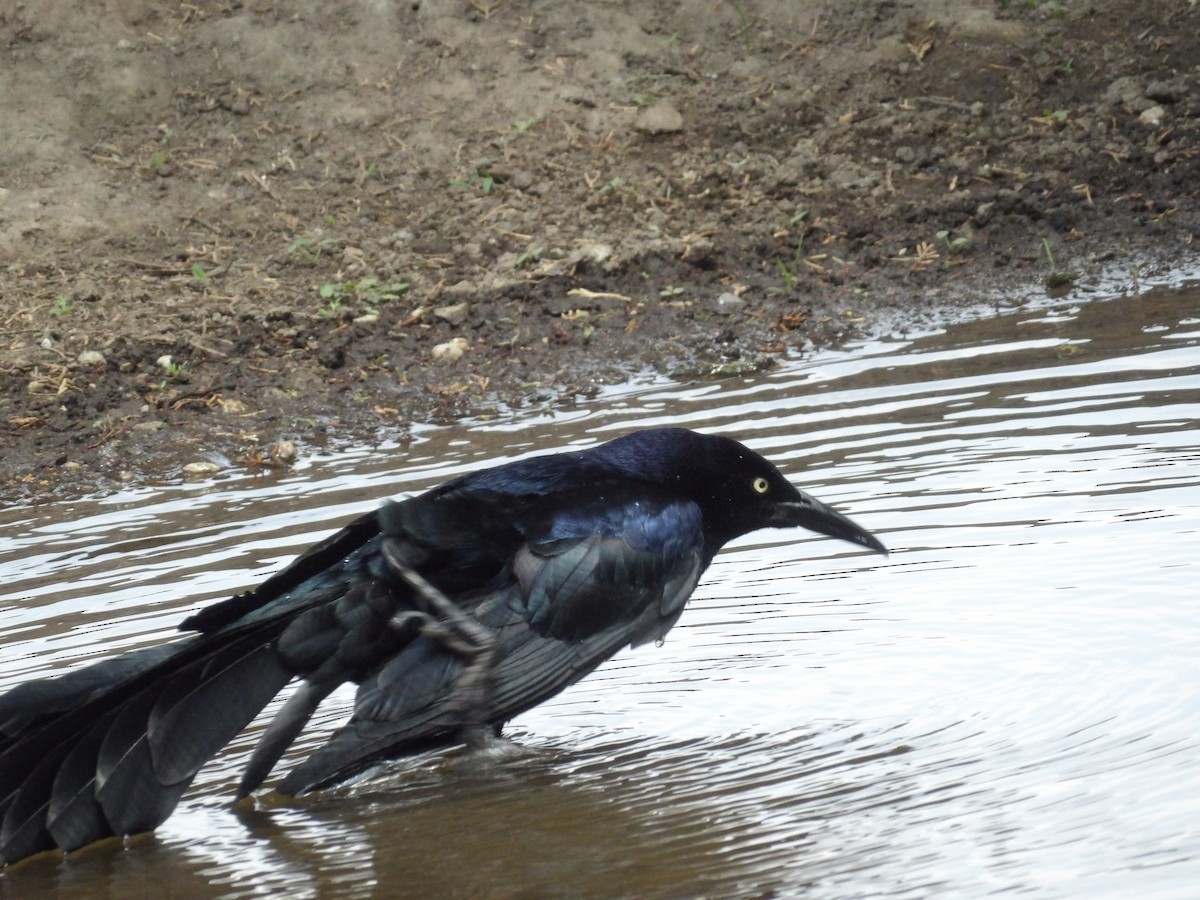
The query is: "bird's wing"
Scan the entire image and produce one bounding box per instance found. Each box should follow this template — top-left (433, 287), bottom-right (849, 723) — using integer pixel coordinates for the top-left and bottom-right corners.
top-left (275, 500), bottom-right (705, 795)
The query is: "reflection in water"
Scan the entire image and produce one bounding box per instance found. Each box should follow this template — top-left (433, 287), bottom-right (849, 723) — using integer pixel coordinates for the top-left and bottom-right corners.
top-left (2, 280), bottom-right (1200, 897)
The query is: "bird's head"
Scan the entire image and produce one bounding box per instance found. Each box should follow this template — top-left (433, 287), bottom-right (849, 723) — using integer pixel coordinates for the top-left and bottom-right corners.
top-left (702, 441), bottom-right (886, 555)
top-left (598, 428), bottom-right (887, 555)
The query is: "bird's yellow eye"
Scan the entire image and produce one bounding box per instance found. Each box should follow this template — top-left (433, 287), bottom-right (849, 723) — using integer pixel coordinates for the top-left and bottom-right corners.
top-left (752, 477), bottom-right (770, 494)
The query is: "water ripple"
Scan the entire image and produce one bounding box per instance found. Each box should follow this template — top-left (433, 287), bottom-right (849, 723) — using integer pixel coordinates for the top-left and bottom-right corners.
top-left (2, 283), bottom-right (1199, 897)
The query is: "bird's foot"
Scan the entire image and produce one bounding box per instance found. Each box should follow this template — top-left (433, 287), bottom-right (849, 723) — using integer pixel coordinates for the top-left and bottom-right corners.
top-left (383, 538), bottom-right (499, 730)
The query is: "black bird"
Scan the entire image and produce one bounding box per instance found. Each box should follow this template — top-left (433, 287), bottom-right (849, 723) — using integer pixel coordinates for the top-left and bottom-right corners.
top-left (0, 428), bottom-right (885, 866)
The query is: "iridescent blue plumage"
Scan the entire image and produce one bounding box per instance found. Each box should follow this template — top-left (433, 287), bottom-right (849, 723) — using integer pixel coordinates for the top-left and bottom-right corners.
top-left (0, 428), bottom-right (884, 866)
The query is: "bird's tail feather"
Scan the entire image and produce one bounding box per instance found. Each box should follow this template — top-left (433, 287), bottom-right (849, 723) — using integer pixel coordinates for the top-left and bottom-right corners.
top-left (0, 627), bottom-right (293, 865)
top-left (236, 679), bottom-right (338, 800)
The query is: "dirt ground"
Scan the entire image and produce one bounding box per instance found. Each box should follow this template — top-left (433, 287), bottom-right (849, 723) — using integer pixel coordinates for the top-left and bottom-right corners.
top-left (2, 0), bottom-right (1197, 501)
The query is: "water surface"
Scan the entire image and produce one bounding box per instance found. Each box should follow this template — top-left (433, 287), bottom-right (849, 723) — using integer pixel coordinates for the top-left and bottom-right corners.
top-left (3, 277), bottom-right (1199, 898)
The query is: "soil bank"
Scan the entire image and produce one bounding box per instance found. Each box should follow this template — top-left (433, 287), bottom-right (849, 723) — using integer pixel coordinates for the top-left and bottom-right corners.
top-left (2, 0), bottom-right (1197, 501)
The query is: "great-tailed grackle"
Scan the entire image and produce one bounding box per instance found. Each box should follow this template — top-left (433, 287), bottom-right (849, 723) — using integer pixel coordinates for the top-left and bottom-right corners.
top-left (0, 427), bottom-right (885, 866)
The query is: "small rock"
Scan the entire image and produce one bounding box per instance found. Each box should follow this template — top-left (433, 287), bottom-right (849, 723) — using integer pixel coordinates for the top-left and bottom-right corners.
top-left (71, 279), bottom-right (102, 303)
top-left (712, 292), bottom-right (744, 316)
top-left (1103, 76), bottom-right (1143, 107)
top-left (156, 354), bottom-right (174, 370)
top-left (182, 461), bottom-right (220, 477)
top-left (77, 350), bottom-right (106, 366)
top-left (635, 102), bottom-right (684, 135)
top-left (1144, 80), bottom-right (1181, 104)
top-left (434, 302), bottom-right (469, 325)
top-left (1139, 105), bottom-right (1165, 128)
top-left (970, 101), bottom-right (986, 118)
top-left (218, 398), bottom-right (249, 414)
top-left (317, 340), bottom-right (346, 370)
top-left (269, 439), bottom-right (297, 465)
top-left (572, 242), bottom-right (613, 265)
top-left (432, 337), bottom-right (470, 363)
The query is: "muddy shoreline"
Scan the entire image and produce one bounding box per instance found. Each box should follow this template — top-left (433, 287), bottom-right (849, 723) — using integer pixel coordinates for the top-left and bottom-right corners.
top-left (2, 1), bottom-right (1197, 502)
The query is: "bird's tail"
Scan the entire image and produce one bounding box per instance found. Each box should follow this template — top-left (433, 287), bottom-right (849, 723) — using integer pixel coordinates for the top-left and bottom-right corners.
top-left (0, 621), bottom-right (292, 866)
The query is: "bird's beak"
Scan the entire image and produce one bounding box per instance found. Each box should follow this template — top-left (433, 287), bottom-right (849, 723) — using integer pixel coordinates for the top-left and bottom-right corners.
top-left (770, 492), bottom-right (888, 554)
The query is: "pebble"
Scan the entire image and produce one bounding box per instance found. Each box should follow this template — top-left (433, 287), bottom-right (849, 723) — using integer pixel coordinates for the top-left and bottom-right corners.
top-left (434, 302), bottom-right (469, 325)
top-left (269, 439), bottom-right (297, 465)
top-left (575, 242), bottom-right (612, 265)
top-left (77, 350), bottom-right (106, 366)
top-left (1139, 105), bottom-right (1165, 127)
top-left (1144, 80), bottom-right (1180, 104)
top-left (1103, 76), bottom-right (1144, 107)
top-left (182, 461), bottom-right (220, 476)
top-left (635, 102), bottom-right (684, 135)
top-left (712, 292), bottom-right (744, 316)
top-left (432, 337), bottom-right (470, 363)
top-left (71, 279), bottom-right (102, 303)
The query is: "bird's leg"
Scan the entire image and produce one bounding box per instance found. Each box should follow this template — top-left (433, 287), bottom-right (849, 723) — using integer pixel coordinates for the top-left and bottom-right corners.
top-left (382, 540), bottom-right (498, 738)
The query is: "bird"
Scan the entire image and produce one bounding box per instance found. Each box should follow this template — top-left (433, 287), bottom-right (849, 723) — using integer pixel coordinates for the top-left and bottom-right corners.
top-left (0, 427), bottom-right (886, 866)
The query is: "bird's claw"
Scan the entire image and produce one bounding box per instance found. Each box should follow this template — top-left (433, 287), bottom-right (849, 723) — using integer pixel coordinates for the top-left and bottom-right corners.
top-left (383, 538), bottom-right (499, 732)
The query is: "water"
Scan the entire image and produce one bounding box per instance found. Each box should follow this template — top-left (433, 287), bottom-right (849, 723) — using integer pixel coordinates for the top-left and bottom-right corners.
top-left (2, 277), bottom-right (1199, 898)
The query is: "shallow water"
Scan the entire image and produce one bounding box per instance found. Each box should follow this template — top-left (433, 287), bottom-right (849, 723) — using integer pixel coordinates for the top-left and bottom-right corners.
top-left (3, 276), bottom-right (1200, 898)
